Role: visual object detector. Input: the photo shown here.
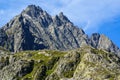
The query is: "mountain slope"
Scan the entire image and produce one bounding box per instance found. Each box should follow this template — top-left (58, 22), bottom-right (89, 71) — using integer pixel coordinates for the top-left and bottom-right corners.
top-left (0, 46), bottom-right (120, 80)
top-left (0, 5), bottom-right (119, 57)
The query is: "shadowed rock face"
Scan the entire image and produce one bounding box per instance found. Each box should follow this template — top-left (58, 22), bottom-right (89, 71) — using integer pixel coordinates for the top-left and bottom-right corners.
top-left (90, 33), bottom-right (120, 55)
top-left (0, 5), bottom-right (119, 56)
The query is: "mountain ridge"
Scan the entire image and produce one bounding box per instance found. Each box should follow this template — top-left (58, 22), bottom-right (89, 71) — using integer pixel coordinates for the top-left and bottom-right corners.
top-left (0, 4), bottom-right (119, 56)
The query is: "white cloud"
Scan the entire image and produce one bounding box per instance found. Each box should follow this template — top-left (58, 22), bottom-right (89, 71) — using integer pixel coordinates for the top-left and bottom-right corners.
top-left (39, 0), bottom-right (120, 33)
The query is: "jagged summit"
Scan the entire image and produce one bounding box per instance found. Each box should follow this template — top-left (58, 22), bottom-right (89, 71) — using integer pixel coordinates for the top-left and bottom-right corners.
top-left (22, 5), bottom-right (43, 17)
top-left (52, 12), bottom-right (71, 27)
top-left (27, 5), bottom-right (42, 9)
top-left (58, 12), bottom-right (70, 23)
top-left (26, 4), bottom-right (43, 11)
top-left (90, 33), bottom-right (119, 53)
top-left (0, 5), bottom-right (119, 57)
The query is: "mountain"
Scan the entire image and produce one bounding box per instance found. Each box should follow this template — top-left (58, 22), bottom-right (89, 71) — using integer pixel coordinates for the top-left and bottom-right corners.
top-left (0, 5), bottom-right (120, 80)
top-left (0, 4), bottom-right (119, 56)
top-left (1, 5), bottom-right (88, 52)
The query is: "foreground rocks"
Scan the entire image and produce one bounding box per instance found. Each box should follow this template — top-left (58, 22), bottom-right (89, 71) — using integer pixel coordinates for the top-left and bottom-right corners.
top-left (0, 59), bottom-right (34, 80)
top-left (0, 46), bottom-right (120, 80)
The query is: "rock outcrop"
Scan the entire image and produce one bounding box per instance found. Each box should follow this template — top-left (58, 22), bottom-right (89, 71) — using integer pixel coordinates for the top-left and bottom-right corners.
top-left (0, 46), bottom-right (120, 80)
top-left (0, 60), bottom-right (34, 80)
top-left (90, 33), bottom-right (120, 56)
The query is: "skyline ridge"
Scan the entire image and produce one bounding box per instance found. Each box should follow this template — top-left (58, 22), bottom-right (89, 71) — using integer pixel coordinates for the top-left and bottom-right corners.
top-left (0, 1), bottom-right (120, 47)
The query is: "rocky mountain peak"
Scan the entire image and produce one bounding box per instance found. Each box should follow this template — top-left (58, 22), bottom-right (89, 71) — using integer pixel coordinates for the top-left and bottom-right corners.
top-left (98, 34), bottom-right (119, 52)
top-left (52, 15), bottom-right (61, 26)
top-left (0, 5), bottom-right (119, 57)
top-left (52, 12), bottom-right (71, 27)
top-left (90, 33), bottom-right (120, 55)
top-left (22, 5), bottom-right (44, 18)
top-left (27, 5), bottom-right (42, 10)
top-left (58, 12), bottom-right (70, 23)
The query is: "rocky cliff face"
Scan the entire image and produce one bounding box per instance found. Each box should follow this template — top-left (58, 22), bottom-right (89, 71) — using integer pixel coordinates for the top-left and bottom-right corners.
top-left (0, 5), bottom-right (119, 57)
top-left (90, 33), bottom-right (120, 56)
top-left (0, 5), bottom-right (88, 53)
top-left (0, 46), bottom-right (120, 80)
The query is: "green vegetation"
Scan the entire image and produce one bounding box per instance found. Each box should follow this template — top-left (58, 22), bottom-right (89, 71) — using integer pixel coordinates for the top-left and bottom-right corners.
top-left (1, 46), bottom-right (120, 80)
top-left (63, 71), bottom-right (74, 78)
top-left (16, 50), bottom-right (67, 80)
top-left (46, 57), bottom-right (59, 75)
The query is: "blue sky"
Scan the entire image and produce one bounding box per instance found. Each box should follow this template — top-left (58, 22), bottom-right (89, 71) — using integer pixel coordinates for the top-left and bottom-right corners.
top-left (0, 0), bottom-right (120, 47)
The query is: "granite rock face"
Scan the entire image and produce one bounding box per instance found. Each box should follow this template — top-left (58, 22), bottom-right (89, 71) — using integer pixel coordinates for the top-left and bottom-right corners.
top-left (0, 5), bottom-right (88, 52)
top-left (90, 33), bottom-right (120, 56)
top-left (0, 5), bottom-right (119, 56)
